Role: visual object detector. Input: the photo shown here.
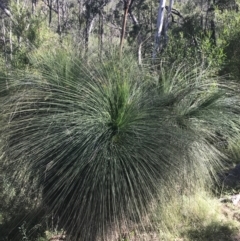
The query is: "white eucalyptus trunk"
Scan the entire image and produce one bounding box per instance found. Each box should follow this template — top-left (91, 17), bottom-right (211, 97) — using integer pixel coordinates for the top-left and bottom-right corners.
top-left (153, 0), bottom-right (166, 59)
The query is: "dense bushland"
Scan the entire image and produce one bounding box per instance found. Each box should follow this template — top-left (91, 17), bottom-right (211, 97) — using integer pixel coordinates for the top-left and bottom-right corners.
top-left (1, 1), bottom-right (240, 241)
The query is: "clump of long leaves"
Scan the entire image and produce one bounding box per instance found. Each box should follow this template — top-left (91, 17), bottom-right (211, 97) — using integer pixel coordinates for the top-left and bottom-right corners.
top-left (1, 52), bottom-right (240, 240)
top-left (154, 63), bottom-right (240, 188)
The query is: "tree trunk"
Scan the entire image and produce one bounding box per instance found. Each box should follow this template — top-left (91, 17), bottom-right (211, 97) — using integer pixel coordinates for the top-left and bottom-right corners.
top-left (200, 0), bottom-right (204, 29)
top-left (2, 18), bottom-right (6, 62)
top-left (153, 0), bottom-right (166, 59)
top-left (32, 0), bottom-right (37, 14)
top-left (120, 0), bottom-right (131, 55)
top-left (9, 20), bottom-right (12, 61)
top-left (84, 3), bottom-right (91, 55)
top-left (78, 0), bottom-right (83, 41)
top-left (48, 0), bottom-right (52, 26)
top-left (0, 2), bottom-right (12, 17)
top-left (98, 11), bottom-right (104, 59)
top-left (129, 10), bottom-right (138, 25)
top-left (57, 0), bottom-right (61, 36)
top-left (163, 0), bottom-right (174, 47)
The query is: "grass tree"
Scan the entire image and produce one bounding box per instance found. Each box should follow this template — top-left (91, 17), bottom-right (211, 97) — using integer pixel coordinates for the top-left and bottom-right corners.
top-left (154, 63), bottom-right (240, 183)
top-left (1, 51), bottom-right (240, 240)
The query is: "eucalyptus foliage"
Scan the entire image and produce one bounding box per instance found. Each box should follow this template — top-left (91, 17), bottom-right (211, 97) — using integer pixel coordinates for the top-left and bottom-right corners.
top-left (1, 53), bottom-right (240, 240)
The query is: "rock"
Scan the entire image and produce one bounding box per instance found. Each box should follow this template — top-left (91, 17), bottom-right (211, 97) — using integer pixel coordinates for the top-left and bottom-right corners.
top-left (231, 194), bottom-right (240, 205)
top-left (222, 163), bottom-right (240, 188)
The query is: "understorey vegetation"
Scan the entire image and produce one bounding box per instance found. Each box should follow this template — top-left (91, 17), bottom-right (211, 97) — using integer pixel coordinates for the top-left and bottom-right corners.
top-left (1, 1), bottom-right (240, 240)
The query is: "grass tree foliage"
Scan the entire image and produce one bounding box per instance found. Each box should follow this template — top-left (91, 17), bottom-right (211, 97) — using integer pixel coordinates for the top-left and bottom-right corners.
top-left (1, 1), bottom-right (240, 240)
top-left (1, 49), bottom-right (240, 240)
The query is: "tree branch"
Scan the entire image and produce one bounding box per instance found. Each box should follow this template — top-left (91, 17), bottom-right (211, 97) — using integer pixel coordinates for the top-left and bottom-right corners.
top-left (41, 0), bottom-right (59, 14)
top-left (0, 2), bottom-right (12, 18)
